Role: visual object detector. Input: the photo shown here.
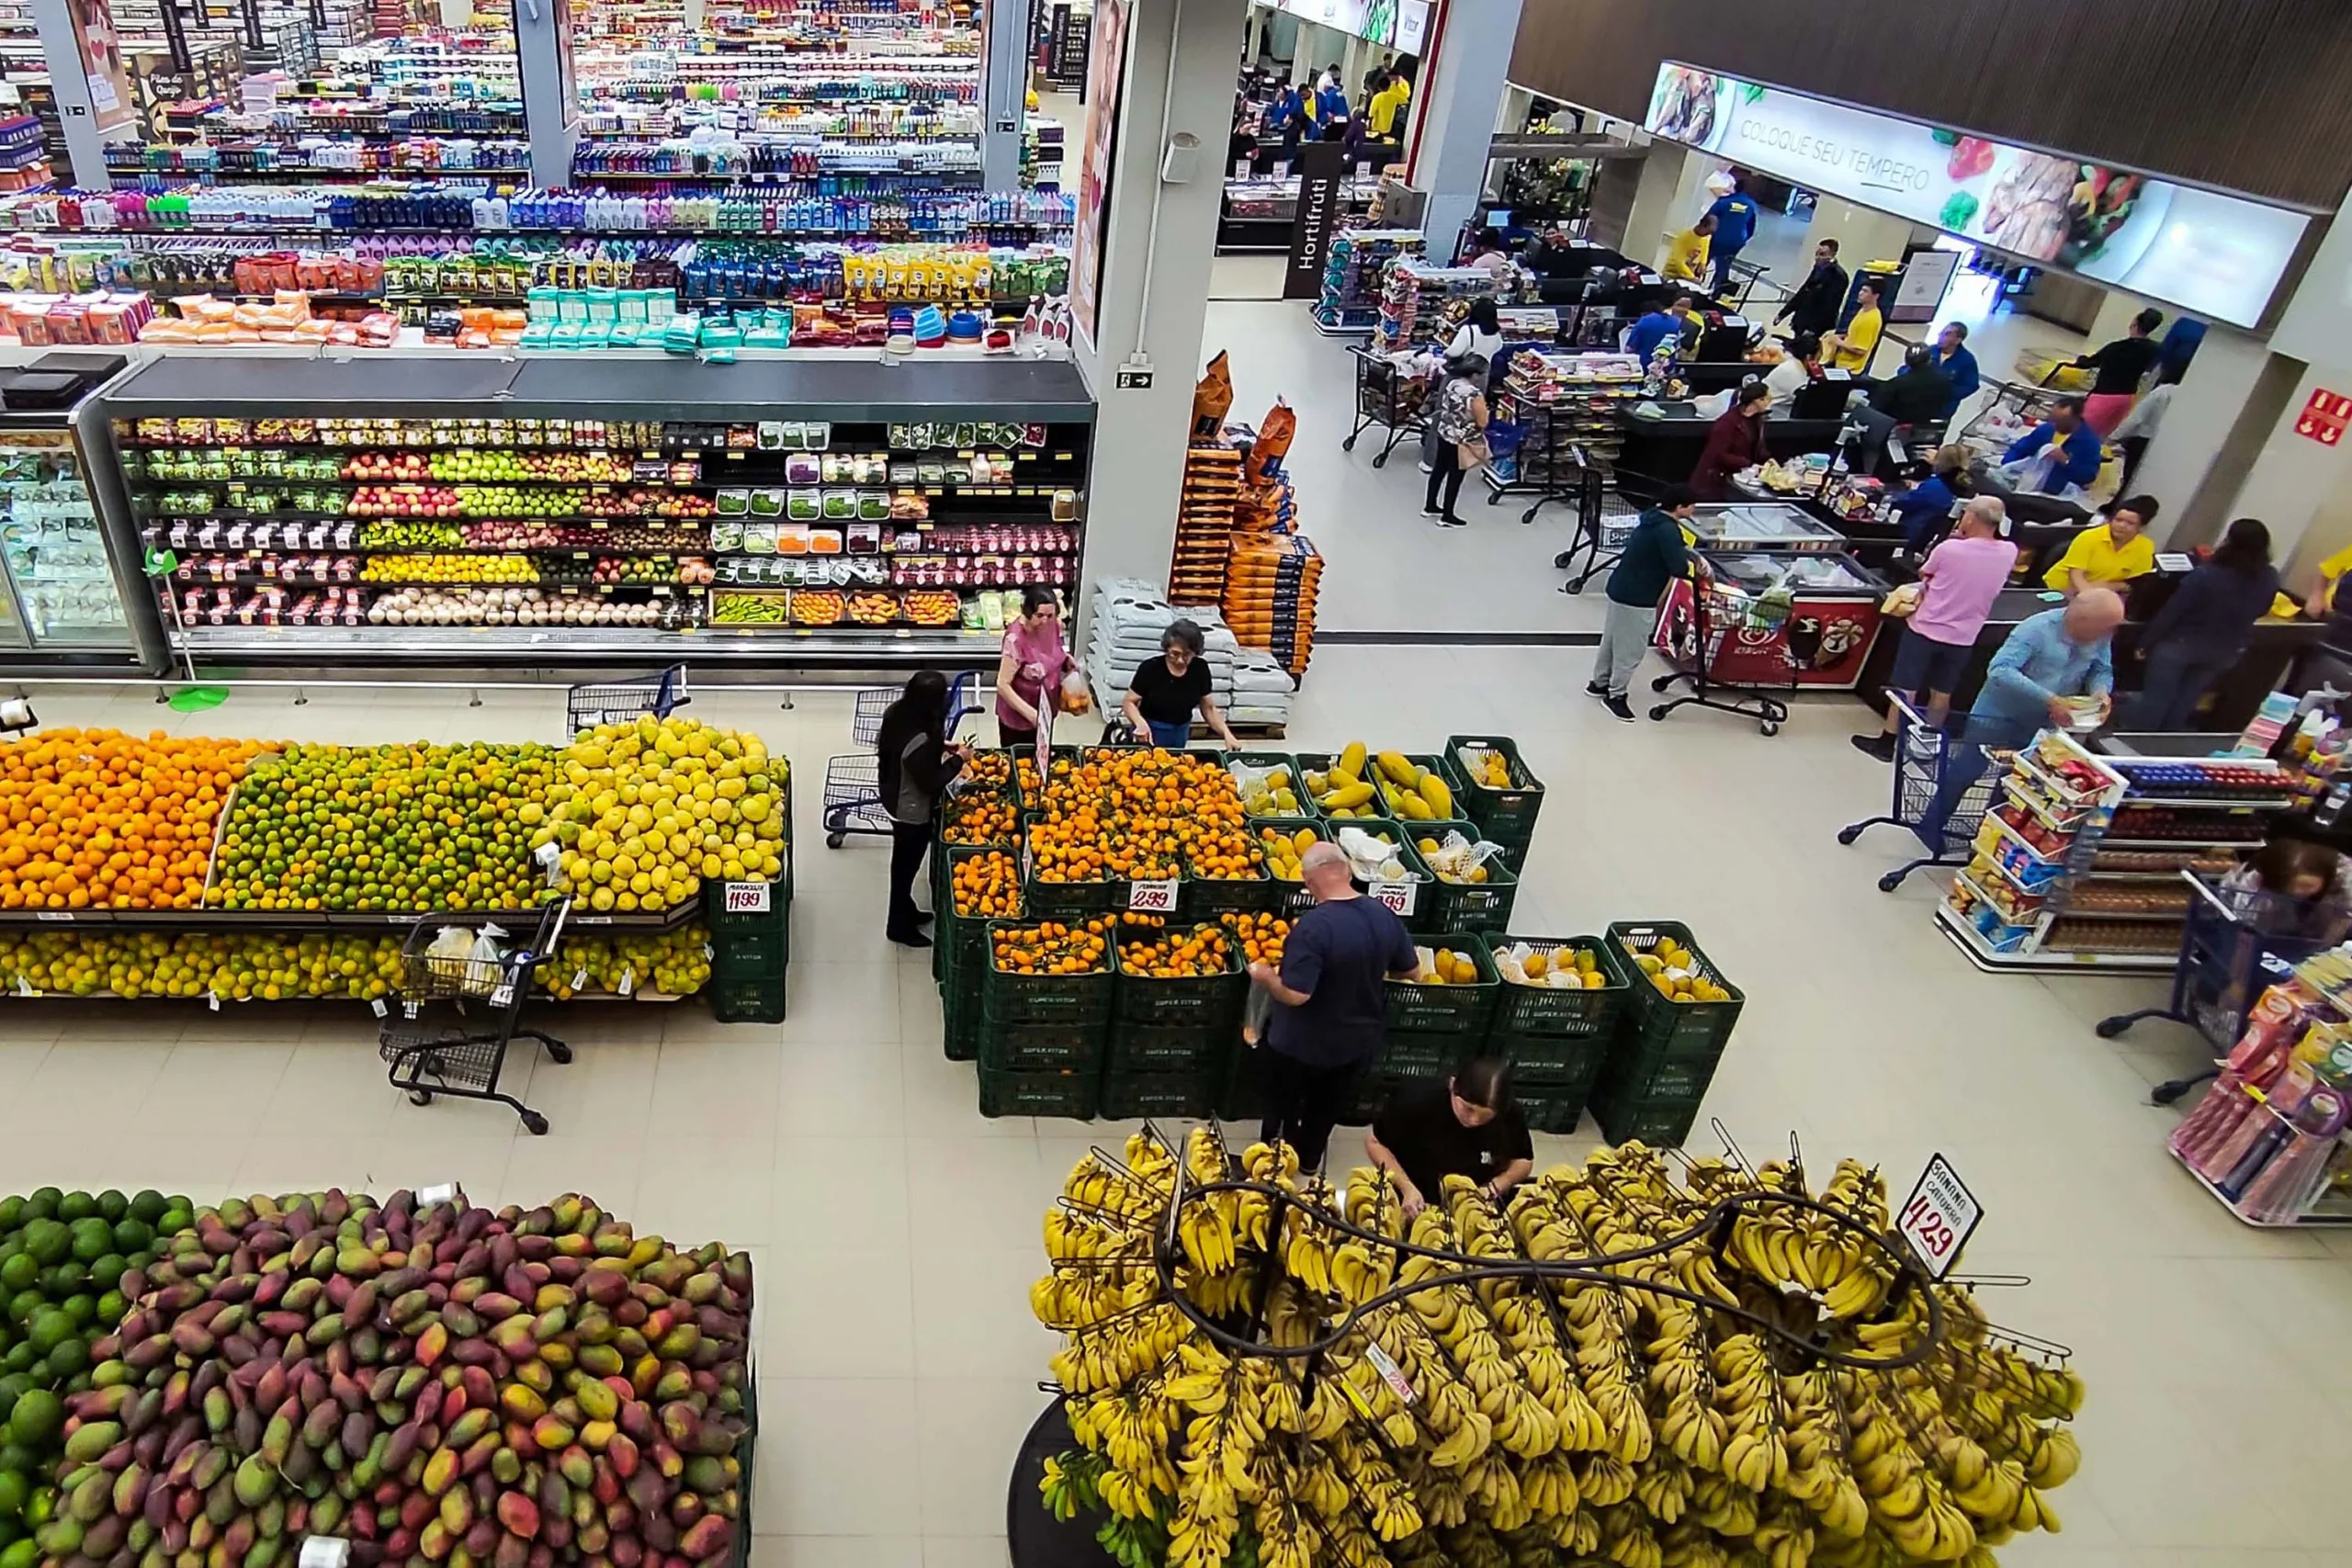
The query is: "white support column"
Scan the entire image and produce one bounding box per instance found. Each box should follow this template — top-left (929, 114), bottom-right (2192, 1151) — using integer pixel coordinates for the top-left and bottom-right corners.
top-left (981, 0), bottom-right (1033, 190)
top-left (1409, 0), bottom-right (1523, 261)
top-left (28, 0), bottom-right (112, 190)
top-left (512, 0), bottom-right (579, 188)
top-left (1071, 0), bottom-right (1248, 616)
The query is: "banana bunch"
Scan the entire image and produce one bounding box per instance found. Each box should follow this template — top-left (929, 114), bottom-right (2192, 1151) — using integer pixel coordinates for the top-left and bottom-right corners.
top-left (1067, 1384), bottom-right (1182, 1483)
top-left (1436, 1521), bottom-right (1510, 1568)
top-left (1671, 1237), bottom-right (1744, 1307)
top-left (1657, 1384), bottom-right (1727, 1472)
top-left (1282, 1178), bottom-right (1343, 1296)
top-left (1252, 1481), bottom-right (1322, 1568)
top-left (1050, 1297), bottom-right (1191, 1391)
top-left (1781, 1453), bottom-right (1868, 1540)
top-left (1747, 1500), bottom-right (1816, 1568)
top-left (1689, 1472), bottom-right (1760, 1537)
top-left (1597, 1499), bottom-right (1665, 1568)
top-left (1517, 1449), bottom-right (1582, 1519)
top-left (1460, 1450), bottom-right (1532, 1530)
top-left (1334, 1347), bottom-right (1423, 1450)
top-left (1039, 1450), bottom-right (1103, 1522)
top-left (1031, 1256), bottom-right (1155, 1330)
top-left (1403, 1452), bottom-right (1470, 1529)
top-left (1093, 1511), bottom-right (1163, 1568)
top-left (1238, 1138), bottom-right (1300, 1247)
top-left (1634, 1456), bottom-right (1696, 1524)
top-left (1577, 1450), bottom-right (1637, 1507)
top-left (1066, 1138), bottom-right (1177, 1221)
top-left (1659, 1518), bottom-right (1736, 1568)
top-left (1292, 1450), bottom-right (1352, 1522)
top-left (1333, 1430), bottom-right (1425, 1541)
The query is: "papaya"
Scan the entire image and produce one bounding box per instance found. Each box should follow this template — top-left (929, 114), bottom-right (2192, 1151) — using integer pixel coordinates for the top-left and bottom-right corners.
top-left (1374, 750), bottom-right (1416, 787)
top-left (1335, 741), bottom-right (1367, 781)
top-left (1418, 773), bottom-right (1453, 817)
top-left (1396, 794), bottom-right (1433, 820)
top-left (1291, 828), bottom-right (1317, 855)
top-left (1320, 781), bottom-right (1374, 810)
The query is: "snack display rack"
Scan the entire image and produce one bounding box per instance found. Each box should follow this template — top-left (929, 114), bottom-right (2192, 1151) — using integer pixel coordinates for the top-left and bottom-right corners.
top-left (1371, 259), bottom-right (1532, 353)
top-left (83, 352), bottom-right (1093, 671)
top-left (1311, 227), bottom-right (1419, 336)
top-left (1482, 349), bottom-right (1642, 520)
top-left (1937, 730), bottom-right (2133, 970)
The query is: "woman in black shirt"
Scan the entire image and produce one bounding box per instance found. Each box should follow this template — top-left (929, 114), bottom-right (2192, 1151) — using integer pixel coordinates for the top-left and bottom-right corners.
top-left (1365, 1058), bottom-right (1534, 1214)
top-left (875, 670), bottom-right (968, 947)
top-left (1122, 618), bottom-right (1242, 749)
top-left (2075, 307), bottom-right (2164, 437)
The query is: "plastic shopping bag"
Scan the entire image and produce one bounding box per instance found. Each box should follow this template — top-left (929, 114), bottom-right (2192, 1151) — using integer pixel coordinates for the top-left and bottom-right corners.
top-left (1055, 669), bottom-right (1092, 715)
top-left (1417, 829), bottom-right (1507, 886)
top-left (1333, 826), bottom-right (1411, 882)
top-left (464, 923), bottom-right (509, 996)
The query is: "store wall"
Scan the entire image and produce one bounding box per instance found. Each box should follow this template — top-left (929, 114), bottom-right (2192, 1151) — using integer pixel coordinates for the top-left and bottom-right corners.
top-left (1505, 0), bottom-right (2352, 211)
top-left (1072, 0), bottom-right (1249, 614)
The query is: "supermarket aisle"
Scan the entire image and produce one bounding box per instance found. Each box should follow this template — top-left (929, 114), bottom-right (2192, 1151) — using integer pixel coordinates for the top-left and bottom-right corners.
top-left (4, 664), bottom-right (2349, 1565)
top-left (1202, 299), bottom-right (1610, 636)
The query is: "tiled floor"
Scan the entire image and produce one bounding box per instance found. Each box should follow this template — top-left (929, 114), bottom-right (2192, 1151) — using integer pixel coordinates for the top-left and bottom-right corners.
top-left (0, 299), bottom-right (2324, 1568)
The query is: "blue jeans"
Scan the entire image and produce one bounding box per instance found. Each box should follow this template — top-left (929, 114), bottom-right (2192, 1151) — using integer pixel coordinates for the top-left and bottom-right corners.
top-left (1148, 718), bottom-right (1191, 748)
top-left (1919, 713), bottom-right (2038, 852)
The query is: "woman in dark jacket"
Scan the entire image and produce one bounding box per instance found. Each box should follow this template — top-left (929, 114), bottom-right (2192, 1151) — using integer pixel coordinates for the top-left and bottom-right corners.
top-left (876, 670), bottom-right (968, 947)
top-left (2129, 517), bottom-right (2281, 730)
top-left (1886, 444), bottom-right (1976, 552)
top-left (1690, 379), bottom-right (1771, 501)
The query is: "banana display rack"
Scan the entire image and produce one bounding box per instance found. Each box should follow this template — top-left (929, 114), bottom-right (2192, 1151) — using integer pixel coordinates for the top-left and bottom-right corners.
top-left (1012, 1119), bottom-right (2083, 1568)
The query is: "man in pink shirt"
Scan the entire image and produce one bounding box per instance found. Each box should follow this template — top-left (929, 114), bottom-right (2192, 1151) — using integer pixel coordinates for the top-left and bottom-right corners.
top-left (1853, 496), bottom-right (2018, 761)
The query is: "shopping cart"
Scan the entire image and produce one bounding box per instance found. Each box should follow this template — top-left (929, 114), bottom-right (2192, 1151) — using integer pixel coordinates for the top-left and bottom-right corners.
top-left (1648, 571), bottom-right (1792, 736)
top-left (565, 666), bottom-right (689, 734)
top-left (823, 670), bottom-right (983, 848)
top-left (2098, 872), bottom-right (2352, 1104)
top-left (1837, 694), bottom-right (2005, 890)
top-left (1340, 345), bottom-right (1431, 468)
top-left (379, 898), bottom-right (571, 1135)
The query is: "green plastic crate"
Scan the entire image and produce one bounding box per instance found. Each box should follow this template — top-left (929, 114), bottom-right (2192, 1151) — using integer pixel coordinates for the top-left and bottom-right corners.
top-left (977, 1015), bottom-right (1106, 1073)
top-left (1487, 1027), bottom-right (1611, 1090)
top-left (1375, 1028), bottom-right (1473, 1080)
top-left (1182, 855), bottom-right (1280, 918)
top-left (1294, 753), bottom-right (1394, 822)
top-left (1114, 927), bottom-right (1246, 1026)
top-left (1021, 814), bottom-right (1128, 918)
top-left (1599, 1044), bottom-right (1723, 1103)
top-left (980, 919), bottom-right (1115, 1027)
top-left (1096, 1066), bottom-right (1216, 1121)
top-left (1331, 827), bottom-right (1439, 933)
top-left (1487, 935), bottom-right (1630, 1038)
top-left (978, 1065), bottom-right (1099, 1120)
top-left (1587, 1090), bottom-right (1703, 1148)
top-left (942, 983), bottom-right (980, 1062)
top-left (1384, 931), bottom-right (1498, 1034)
top-left (1229, 751), bottom-right (1317, 820)
top-left (709, 969), bottom-right (785, 1024)
top-left (1608, 921), bottom-right (1745, 1060)
top-left (1104, 1021), bottom-right (1232, 1075)
top-left (1252, 817), bottom-right (1326, 918)
top-left (1415, 821), bottom-right (1521, 934)
top-left (1514, 1080), bottom-right (1592, 1135)
top-left (1441, 735), bottom-right (1544, 841)
top-left (1347, 1069), bottom-right (1421, 1124)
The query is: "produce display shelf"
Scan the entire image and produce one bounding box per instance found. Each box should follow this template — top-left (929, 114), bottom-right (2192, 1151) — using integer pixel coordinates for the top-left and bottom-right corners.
top-left (166, 543), bottom-right (717, 557)
top-left (175, 574), bottom-right (698, 591)
top-left (172, 622), bottom-right (1008, 658)
top-left (0, 901), bottom-right (701, 931)
top-left (1933, 903), bottom-right (2173, 972)
top-left (2094, 836), bottom-right (2267, 850)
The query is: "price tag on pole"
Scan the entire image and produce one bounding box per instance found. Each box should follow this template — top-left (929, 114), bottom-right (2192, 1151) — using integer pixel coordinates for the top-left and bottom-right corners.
top-left (1369, 877), bottom-right (1417, 916)
top-left (1128, 878), bottom-right (1179, 914)
top-left (1895, 1154), bottom-right (1981, 1280)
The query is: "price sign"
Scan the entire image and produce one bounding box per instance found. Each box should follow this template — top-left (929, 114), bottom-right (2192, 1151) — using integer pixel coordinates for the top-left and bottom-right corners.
top-left (723, 881), bottom-right (772, 915)
top-left (1128, 878), bottom-right (1179, 913)
top-left (1895, 1154), bottom-right (1981, 1280)
top-left (369, 998), bottom-right (387, 1019)
top-left (35, 911), bottom-right (71, 922)
top-left (299, 1538), bottom-right (352, 1568)
top-left (415, 1182), bottom-right (460, 1209)
top-left (1363, 1340), bottom-right (1419, 1405)
top-left (490, 984), bottom-right (514, 1008)
top-left (1369, 878), bottom-right (1417, 915)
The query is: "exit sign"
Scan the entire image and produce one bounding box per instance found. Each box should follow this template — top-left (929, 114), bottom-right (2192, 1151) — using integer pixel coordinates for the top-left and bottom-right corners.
top-left (1115, 367), bottom-right (1155, 389)
top-left (2297, 388), bottom-right (2352, 446)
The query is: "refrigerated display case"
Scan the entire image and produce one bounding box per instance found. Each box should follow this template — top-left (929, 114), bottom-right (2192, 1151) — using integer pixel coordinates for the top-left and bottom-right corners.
top-left (86, 352), bottom-right (1092, 670)
top-left (0, 354), bottom-right (147, 671)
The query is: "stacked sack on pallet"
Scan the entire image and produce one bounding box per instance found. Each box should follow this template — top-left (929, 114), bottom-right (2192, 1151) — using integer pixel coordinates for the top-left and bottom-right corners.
top-left (1082, 577), bottom-right (1239, 722)
top-left (1170, 354), bottom-right (1242, 607)
top-left (1225, 646), bottom-right (1296, 731)
top-left (1222, 533), bottom-right (1320, 678)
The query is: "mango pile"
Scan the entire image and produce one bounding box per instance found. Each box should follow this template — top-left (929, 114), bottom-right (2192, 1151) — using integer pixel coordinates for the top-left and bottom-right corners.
top-left (25, 1190), bottom-right (752, 1568)
top-left (1633, 933), bottom-right (1733, 1003)
top-left (1258, 826), bottom-right (1316, 881)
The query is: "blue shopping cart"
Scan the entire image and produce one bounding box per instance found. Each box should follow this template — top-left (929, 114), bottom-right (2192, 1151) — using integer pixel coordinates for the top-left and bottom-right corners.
top-left (1837, 694), bottom-right (2006, 890)
top-left (822, 670), bottom-right (983, 848)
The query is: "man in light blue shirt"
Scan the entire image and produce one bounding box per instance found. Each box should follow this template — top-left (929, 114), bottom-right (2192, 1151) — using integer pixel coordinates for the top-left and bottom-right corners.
top-left (1916, 590), bottom-right (2126, 848)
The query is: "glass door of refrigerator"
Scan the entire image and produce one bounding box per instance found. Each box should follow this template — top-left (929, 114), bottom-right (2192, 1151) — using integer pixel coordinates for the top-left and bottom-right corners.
top-left (0, 430), bottom-right (129, 650)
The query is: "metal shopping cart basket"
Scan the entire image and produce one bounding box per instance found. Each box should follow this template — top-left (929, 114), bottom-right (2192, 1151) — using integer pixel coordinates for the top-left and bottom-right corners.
top-left (565, 665), bottom-right (689, 734)
top-left (1837, 694), bottom-right (2006, 890)
top-left (2098, 872), bottom-right (2352, 1104)
top-left (379, 898), bottom-right (571, 1134)
top-left (1648, 570), bottom-right (1793, 736)
top-left (824, 670), bottom-right (983, 847)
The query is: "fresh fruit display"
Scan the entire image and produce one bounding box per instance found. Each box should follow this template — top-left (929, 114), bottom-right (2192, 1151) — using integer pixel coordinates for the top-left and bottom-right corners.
top-left (1328, 824), bottom-right (1412, 883)
top-left (589, 558), bottom-right (679, 587)
top-left (1456, 741), bottom-right (1515, 791)
top-left (959, 750), bottom-right (1012, 791)
top-left (951, 850), bottom-right (1022, 919)
top-left (1216, 910), bottom-right (1290, 966)
top-left (1232, 763), bottom-right (1305, 818)
top-left (1493, 941), bottom-right (1609, 990)
top-left (212, 741), bottom-right (561, 914)
top-left (903, 590), bottom-right (960, 627)
top-left (342, 452), bottom-right (435, 482)
top-left (1414, 832), bottom-right (1497, 884)
top-left (0, 1185), bottom-right (197, 1534)
top-left (362, 554), bottom-right (538, 584)
top-left (417, 450), bottom-right (636, 482)
top-left (1628, 932), bottom-right (1733, 1003)
top-left (1027, 750), bottom-right (1249, 885)
top-left (939, 789), bottom-right (1017, 847)
top-left (455, 486), bottom-right (589, 517)
top-left (991, 918), bottom-right (1112, 975)
top-left (0, 931), bottom-right (406, 1000)
top-left (581, 490), bottom-right (715, 520)
top-left (710, 593), bottom-right (786, 626)
top-left (356, 521), bottom-right (464, 549)
top-left (33, 1190), bottom-right (754, 1568)
top-left (789, 592), bottom-right (843, 626)
top-left (1407, 944), bottom-right (1481, 985)
top-left (1372, 750), bottom-right (1453, 821)
top-left (1258, 827), bottom-right (1316, 881)
top-left (1115, 921), bottom-right (1234, 978)
top-left (844, 592), bottom-right (899, 626)
top-left (349, 485), bottom-right (462, 518)
top-left (1035, 1131), bottom-right (2084, 1568)
top-left (1305, 742), bottom-right (1375, 817)
top-left (0, 730), bottom-right (266, 911)
top-left (365, 589), bottom-right (686, 629)
top-left (537, 928), bottom-right (715, 998)
top-left (547, 716), bottom-right (786, 914)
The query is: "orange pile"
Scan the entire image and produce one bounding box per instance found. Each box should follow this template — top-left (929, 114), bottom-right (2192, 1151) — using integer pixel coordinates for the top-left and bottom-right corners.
top-left (1116, 921), bottom-right (1235, 978)
top-left (961, 750), bottom-right (1012, 791)
top-left (951, 848), bottom-right (1023, 919)
top-left (1219, 910), bottom-right (1291, 966)
top-left (0, 728), bottom-right (267, 910)
top-left (990, 918), bottom-right (1112, 976)
top-left (940, 788), bottom-right (1018, 846)
top-left (1028, 749), bottom-right (1253, 885)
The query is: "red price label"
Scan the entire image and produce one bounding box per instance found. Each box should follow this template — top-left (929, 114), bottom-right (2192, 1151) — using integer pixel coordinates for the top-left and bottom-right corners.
top-left (1370, 878), bottom-right (1417, 915)
top-left (1128, 878), bottom-right (1179, 913)
top-left (1895, 1155), bottom-right (1981, 1280)
top-left (723, 881), bottom-right (772, 914)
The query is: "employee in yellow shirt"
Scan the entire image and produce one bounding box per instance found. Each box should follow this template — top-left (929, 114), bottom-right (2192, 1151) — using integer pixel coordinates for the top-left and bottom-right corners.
top-left (1367, 71), bottom-right (1410, 142)
top-left (1829, 282), bottom-right (1883, 372)
top-left (1662, 214), bottom-right (1715, 285)
top-left (2042, 495), bottom-right (2160, 592)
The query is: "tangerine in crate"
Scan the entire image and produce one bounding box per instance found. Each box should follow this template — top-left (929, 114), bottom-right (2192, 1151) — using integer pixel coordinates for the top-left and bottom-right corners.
top-left (951, 849), bottom-right (1023, 919)
top-left (1116, 920), bottom-right (1235, 978)
top-left (940, 788), bottom-right (1017, 846)
top-left (1218, 909), bottom-right (1291, 965)
top-left (989, 918), bottom-right (1113, 975)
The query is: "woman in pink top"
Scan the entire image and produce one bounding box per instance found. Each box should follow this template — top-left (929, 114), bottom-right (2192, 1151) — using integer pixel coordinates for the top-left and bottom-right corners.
top-left (995, 587), bottom-right (1074, 748)
top-left (1852, 496), bottom-right (2018, 761)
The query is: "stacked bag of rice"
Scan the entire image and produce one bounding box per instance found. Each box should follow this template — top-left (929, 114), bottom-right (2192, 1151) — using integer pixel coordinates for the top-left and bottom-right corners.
top-left (1227, 646), bottom-right (1297, 731)
top-left (1083, 578), bottom-right (1241, 728)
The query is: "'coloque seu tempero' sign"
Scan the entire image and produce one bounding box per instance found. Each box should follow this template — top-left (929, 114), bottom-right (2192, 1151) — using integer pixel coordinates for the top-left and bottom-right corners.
top-left (1643, 63), bottom-right (2312, 329)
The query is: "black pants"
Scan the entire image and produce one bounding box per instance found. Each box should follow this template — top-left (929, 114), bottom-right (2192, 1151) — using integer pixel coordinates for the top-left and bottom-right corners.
top-left (887, 819), bottom-right (931, 938)
top-left (1258, 1048), bottom-right (1363, 1170)
top-left (1424, 441), bottom-right (1465, 521)
top-left (998, 719), bottom-right (1036, 750)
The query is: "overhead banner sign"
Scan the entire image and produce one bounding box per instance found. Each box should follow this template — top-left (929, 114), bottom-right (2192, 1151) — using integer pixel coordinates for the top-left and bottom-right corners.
top-left (1643, 63), bottom-right (2312, 329)
top-left (1267, 0), bottom-right (1395, 48)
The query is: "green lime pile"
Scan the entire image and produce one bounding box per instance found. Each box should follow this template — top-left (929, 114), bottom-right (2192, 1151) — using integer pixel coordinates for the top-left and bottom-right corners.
top-left (0, 1188), bottom-right (191, 1568)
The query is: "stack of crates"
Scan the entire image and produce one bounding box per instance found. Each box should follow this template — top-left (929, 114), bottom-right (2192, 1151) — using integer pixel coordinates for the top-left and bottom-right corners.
top-left (1413, 817), bottom-right (1520, 934)
top-left (1590, 922), bottom-right (1743, 1146)
top-left (707, 869), bottom-right (791, 1023)
top-left (1354, 931), bottom-right (1498, 1119)
top-left (1441, 736), bottom-right (1544, 869)
top-left (978, 919), bottom-right (1113, 1119)
top-left (1101, 920), bottom-right (1247, 1118)
top-left (1480, 935), bottom-right (1630, 1132)
top-left (934, 843), bottom-right (1016, 1061)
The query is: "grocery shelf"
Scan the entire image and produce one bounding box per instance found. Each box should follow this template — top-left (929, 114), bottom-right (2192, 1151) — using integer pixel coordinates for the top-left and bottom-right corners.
top-left (173, 620), bottom-right (1005, 660)
top-left (1934, 900), bottom-right (2173, 972)
top-left (2172, 1144), bottom-right (2352, 1227)
top-left (0, 898), bottom-right (698, 931)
